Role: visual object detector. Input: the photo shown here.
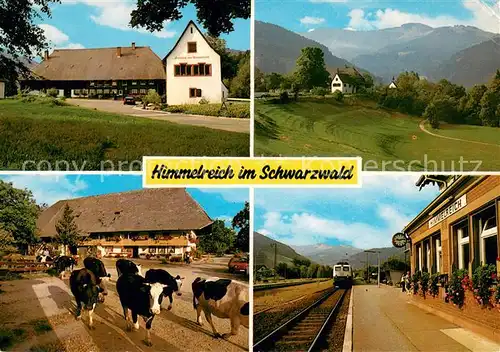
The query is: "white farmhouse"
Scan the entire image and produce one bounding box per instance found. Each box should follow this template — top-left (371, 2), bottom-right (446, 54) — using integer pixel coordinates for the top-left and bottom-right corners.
top-left (330, 67), bottom-right (365, 94)
top-left (165, 21), bottom-right (228, 105)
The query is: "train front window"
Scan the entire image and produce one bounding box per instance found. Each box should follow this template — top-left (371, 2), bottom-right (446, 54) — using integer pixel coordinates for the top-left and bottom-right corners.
top-left (343, 267), bottom-right (350, 271)
top-left (334, 266), bottom-right (341, 272)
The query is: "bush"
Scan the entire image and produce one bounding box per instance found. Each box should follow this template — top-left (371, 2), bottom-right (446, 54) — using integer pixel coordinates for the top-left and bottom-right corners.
top-left (445, 269), bottom-right (468, 308)
top-left (279, 91), bottom-right (289, 104)
top-left (472, 264), bottom-right (496, 306)
top-left (420, 272), bottom-right (430, 297)
top-left (411, 271), bottom-right (421, 295)
top-left (165, 103), bottom-right (250, 119)
top-left (311, 87), bottom-right (329, 97)
top-left (142, 89), bottom-right (161, 107)
top-left (46, 88), bottom-right (59, 98)
top-left (333, 90), bottom-right (344, 102)
top-left (429, 273), bottom-right (440, 297)
top-left (199, 98), bottom-right (209, 105)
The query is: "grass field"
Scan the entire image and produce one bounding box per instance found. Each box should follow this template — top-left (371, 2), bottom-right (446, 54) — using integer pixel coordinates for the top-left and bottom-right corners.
top-left (0, 100), bottom-right (249, 170)
top-left (255, 97), bottom-right (500, 171)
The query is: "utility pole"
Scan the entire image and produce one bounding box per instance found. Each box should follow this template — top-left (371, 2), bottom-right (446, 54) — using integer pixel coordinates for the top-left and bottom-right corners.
top-left (365, 250), bottom-right (381, 287)
top-left (366, 251), bottom-right (369, 283)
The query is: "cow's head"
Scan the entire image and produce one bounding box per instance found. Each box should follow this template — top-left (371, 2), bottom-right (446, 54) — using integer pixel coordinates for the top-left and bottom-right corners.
top-left (82, 283), bottom-right (99, 311)
top-left (173, 275), bottom-right (185, 296)
top-left (97, 276), bottom-right (110, 302)
top-left (144, 283), bottom-right (168, 315)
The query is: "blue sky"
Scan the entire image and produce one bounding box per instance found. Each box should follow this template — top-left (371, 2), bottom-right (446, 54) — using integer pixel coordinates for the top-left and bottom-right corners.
top-left (35, 1), bottom-right (250, 60)
top-left (254, 174), bottom-right (441, 249)
top-left (256, 0), bottom-right (499, 33)
top-left (0, 175), bottom-right (248, 226)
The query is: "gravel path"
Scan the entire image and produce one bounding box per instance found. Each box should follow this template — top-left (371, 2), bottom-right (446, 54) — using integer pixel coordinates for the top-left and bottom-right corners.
top-left (0, 258), bottom-right (249, 352)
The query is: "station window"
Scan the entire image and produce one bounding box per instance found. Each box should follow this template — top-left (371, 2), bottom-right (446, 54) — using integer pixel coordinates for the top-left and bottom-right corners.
top-left (332, 83), bottom-right (341, 87)
top-left (453, 220), bottom-right (470, 270)
top-left (474, 204), bottom-right (498, 266)
top-left (432, 233), bottom-right (442, 274)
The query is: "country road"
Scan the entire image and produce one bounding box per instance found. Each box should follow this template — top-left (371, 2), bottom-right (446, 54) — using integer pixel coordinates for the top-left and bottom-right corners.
top-left (419, 119), bottom-right (500, 147)
top-left (0, 258), bottom-right (249, 352)
top-left (67, 99), bottom-right (250, 133)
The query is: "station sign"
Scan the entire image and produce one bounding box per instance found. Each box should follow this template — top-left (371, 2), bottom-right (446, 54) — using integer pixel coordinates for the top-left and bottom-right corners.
top-left (428, 194), bottom-right (467, 228)
top-left (392, 232), bottom-right (408, 248)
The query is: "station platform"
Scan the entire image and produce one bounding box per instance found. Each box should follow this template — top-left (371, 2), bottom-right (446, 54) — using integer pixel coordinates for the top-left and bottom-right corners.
top-left (351, 285), bottom-right (500, 352)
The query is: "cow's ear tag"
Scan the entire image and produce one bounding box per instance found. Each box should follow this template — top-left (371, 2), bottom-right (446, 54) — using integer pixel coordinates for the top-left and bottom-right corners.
top-left (83, 284), bottom-right (88, 288)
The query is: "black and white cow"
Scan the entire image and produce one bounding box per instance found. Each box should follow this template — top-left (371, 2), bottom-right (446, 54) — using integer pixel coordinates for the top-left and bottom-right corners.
top-left (116, 259), bottom-right (142, 277)
top-left (54, 256), bottom-right (76, 279)
top-left (83, 257), bottom-right (110, 302)
top-left (69, 268), bottom-right (101, 329)
top-left (116, 273), bottom-right (168, 346)
top-left (36, 255), bottom-right (53, 263)
top-left (192, 277), bottom-right (249, 339)
top-left (144, 269), bottom-right (184, 311)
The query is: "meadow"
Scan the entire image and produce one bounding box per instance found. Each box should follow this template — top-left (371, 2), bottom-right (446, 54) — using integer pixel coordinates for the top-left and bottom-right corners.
top-left (0, 99), bottom-right (249, 170)
top-left (255, 97), bottom-right (500, 171)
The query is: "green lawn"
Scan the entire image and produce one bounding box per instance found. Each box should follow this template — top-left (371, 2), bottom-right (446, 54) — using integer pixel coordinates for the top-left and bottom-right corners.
top-left (255, 97), bottom-right (500, 171)
top-left (0, 100), bottom-right (249, 170)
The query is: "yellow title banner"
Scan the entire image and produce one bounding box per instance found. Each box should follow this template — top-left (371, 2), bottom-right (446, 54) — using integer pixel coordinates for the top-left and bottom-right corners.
top-left (143, 157), bottom-right (361, 187)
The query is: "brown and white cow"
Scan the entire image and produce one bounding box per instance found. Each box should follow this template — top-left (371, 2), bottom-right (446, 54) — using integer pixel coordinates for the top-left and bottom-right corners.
top-left (192, 277), bottom-right (249, 339)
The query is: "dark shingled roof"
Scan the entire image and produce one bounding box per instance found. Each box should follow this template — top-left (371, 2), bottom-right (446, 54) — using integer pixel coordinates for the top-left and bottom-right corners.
top-left (32, 46), bottom-right (166, 81)
top-left (37, 188), bottom-right (213, 237)
top-left (329, 66), bottom-right (365, 85)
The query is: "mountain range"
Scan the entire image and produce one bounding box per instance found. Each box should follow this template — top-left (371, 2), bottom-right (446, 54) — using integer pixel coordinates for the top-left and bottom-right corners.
top-left (253, 231), bottom-right (310, 268)
top-left (254, 232), bottom-right (406, 270)
top-left (256, 20), bottom-right (499, 86)
top-left (255, 21), bottom-right (352, 75)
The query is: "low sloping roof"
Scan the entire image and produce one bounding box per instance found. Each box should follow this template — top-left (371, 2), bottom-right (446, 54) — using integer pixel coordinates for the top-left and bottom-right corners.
top-left (330, 66), bottom-right (365, 85)
top-left (37, 188), bottom-right (213, 237)
top-left (33, 46), bottom-right (166, 81)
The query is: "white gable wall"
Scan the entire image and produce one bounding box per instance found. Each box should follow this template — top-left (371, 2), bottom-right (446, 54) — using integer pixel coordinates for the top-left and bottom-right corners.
top-left (331, 74), bottom-right (355, 94)
top-left (166, 23), bottom-right (224, 105)
top-left (389, 82), bottom-right (397, 89)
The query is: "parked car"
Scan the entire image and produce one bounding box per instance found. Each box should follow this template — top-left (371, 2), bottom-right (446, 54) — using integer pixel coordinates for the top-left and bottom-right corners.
top-left (228, 255), bottom-right (249, 275)
top-left (123, 96), bottom-right (136, 105)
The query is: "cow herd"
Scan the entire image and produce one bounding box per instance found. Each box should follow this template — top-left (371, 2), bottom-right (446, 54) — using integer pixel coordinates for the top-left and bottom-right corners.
top-left (52, 256), bottom-right (249, 347)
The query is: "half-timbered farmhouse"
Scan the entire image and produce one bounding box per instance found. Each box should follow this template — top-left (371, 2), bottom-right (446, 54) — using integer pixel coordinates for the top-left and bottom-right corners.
top-left (37, 188), bottom-right (213, 259)
top-left (22, 44), bottom-right (166, 98)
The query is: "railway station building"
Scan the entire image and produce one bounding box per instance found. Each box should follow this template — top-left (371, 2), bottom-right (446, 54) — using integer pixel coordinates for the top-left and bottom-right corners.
top-left (37, 188), bottom-right (213, 259)
top-left (403, 175), bottom-right (499, 338)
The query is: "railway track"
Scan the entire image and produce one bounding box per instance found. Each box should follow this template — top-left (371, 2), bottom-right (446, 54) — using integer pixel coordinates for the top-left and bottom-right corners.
top-left (254, 288), bottom-right (347, 352)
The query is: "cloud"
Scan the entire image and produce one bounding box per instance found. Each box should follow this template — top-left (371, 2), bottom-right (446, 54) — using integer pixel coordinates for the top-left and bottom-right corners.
top-left (61, 0), bottom-right (176, 38)
top-left (196, 189), bottom-right (249, 203)
top-left (38, 24), bottom-right (85, 50)
top-left (257, 205), bottom-right (411, 249)
top-left (0, 175), bottom-right (88, 206)
top-left (346, 0), bottom-right (500, 33)
top-left (300, 16), bottom-right (327, 26)
top-left (254, 175), bottom-right (438, 213)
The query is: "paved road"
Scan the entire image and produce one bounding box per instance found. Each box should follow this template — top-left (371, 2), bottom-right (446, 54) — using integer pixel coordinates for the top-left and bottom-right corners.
top-left (68, 99), bottom-right (250, 134)
top-left (419, 120), bottom-right (500, 147)
top-left (352, 285), bottom-right (499, 352)
top-left (0, 258), bottom-right (249, 352)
